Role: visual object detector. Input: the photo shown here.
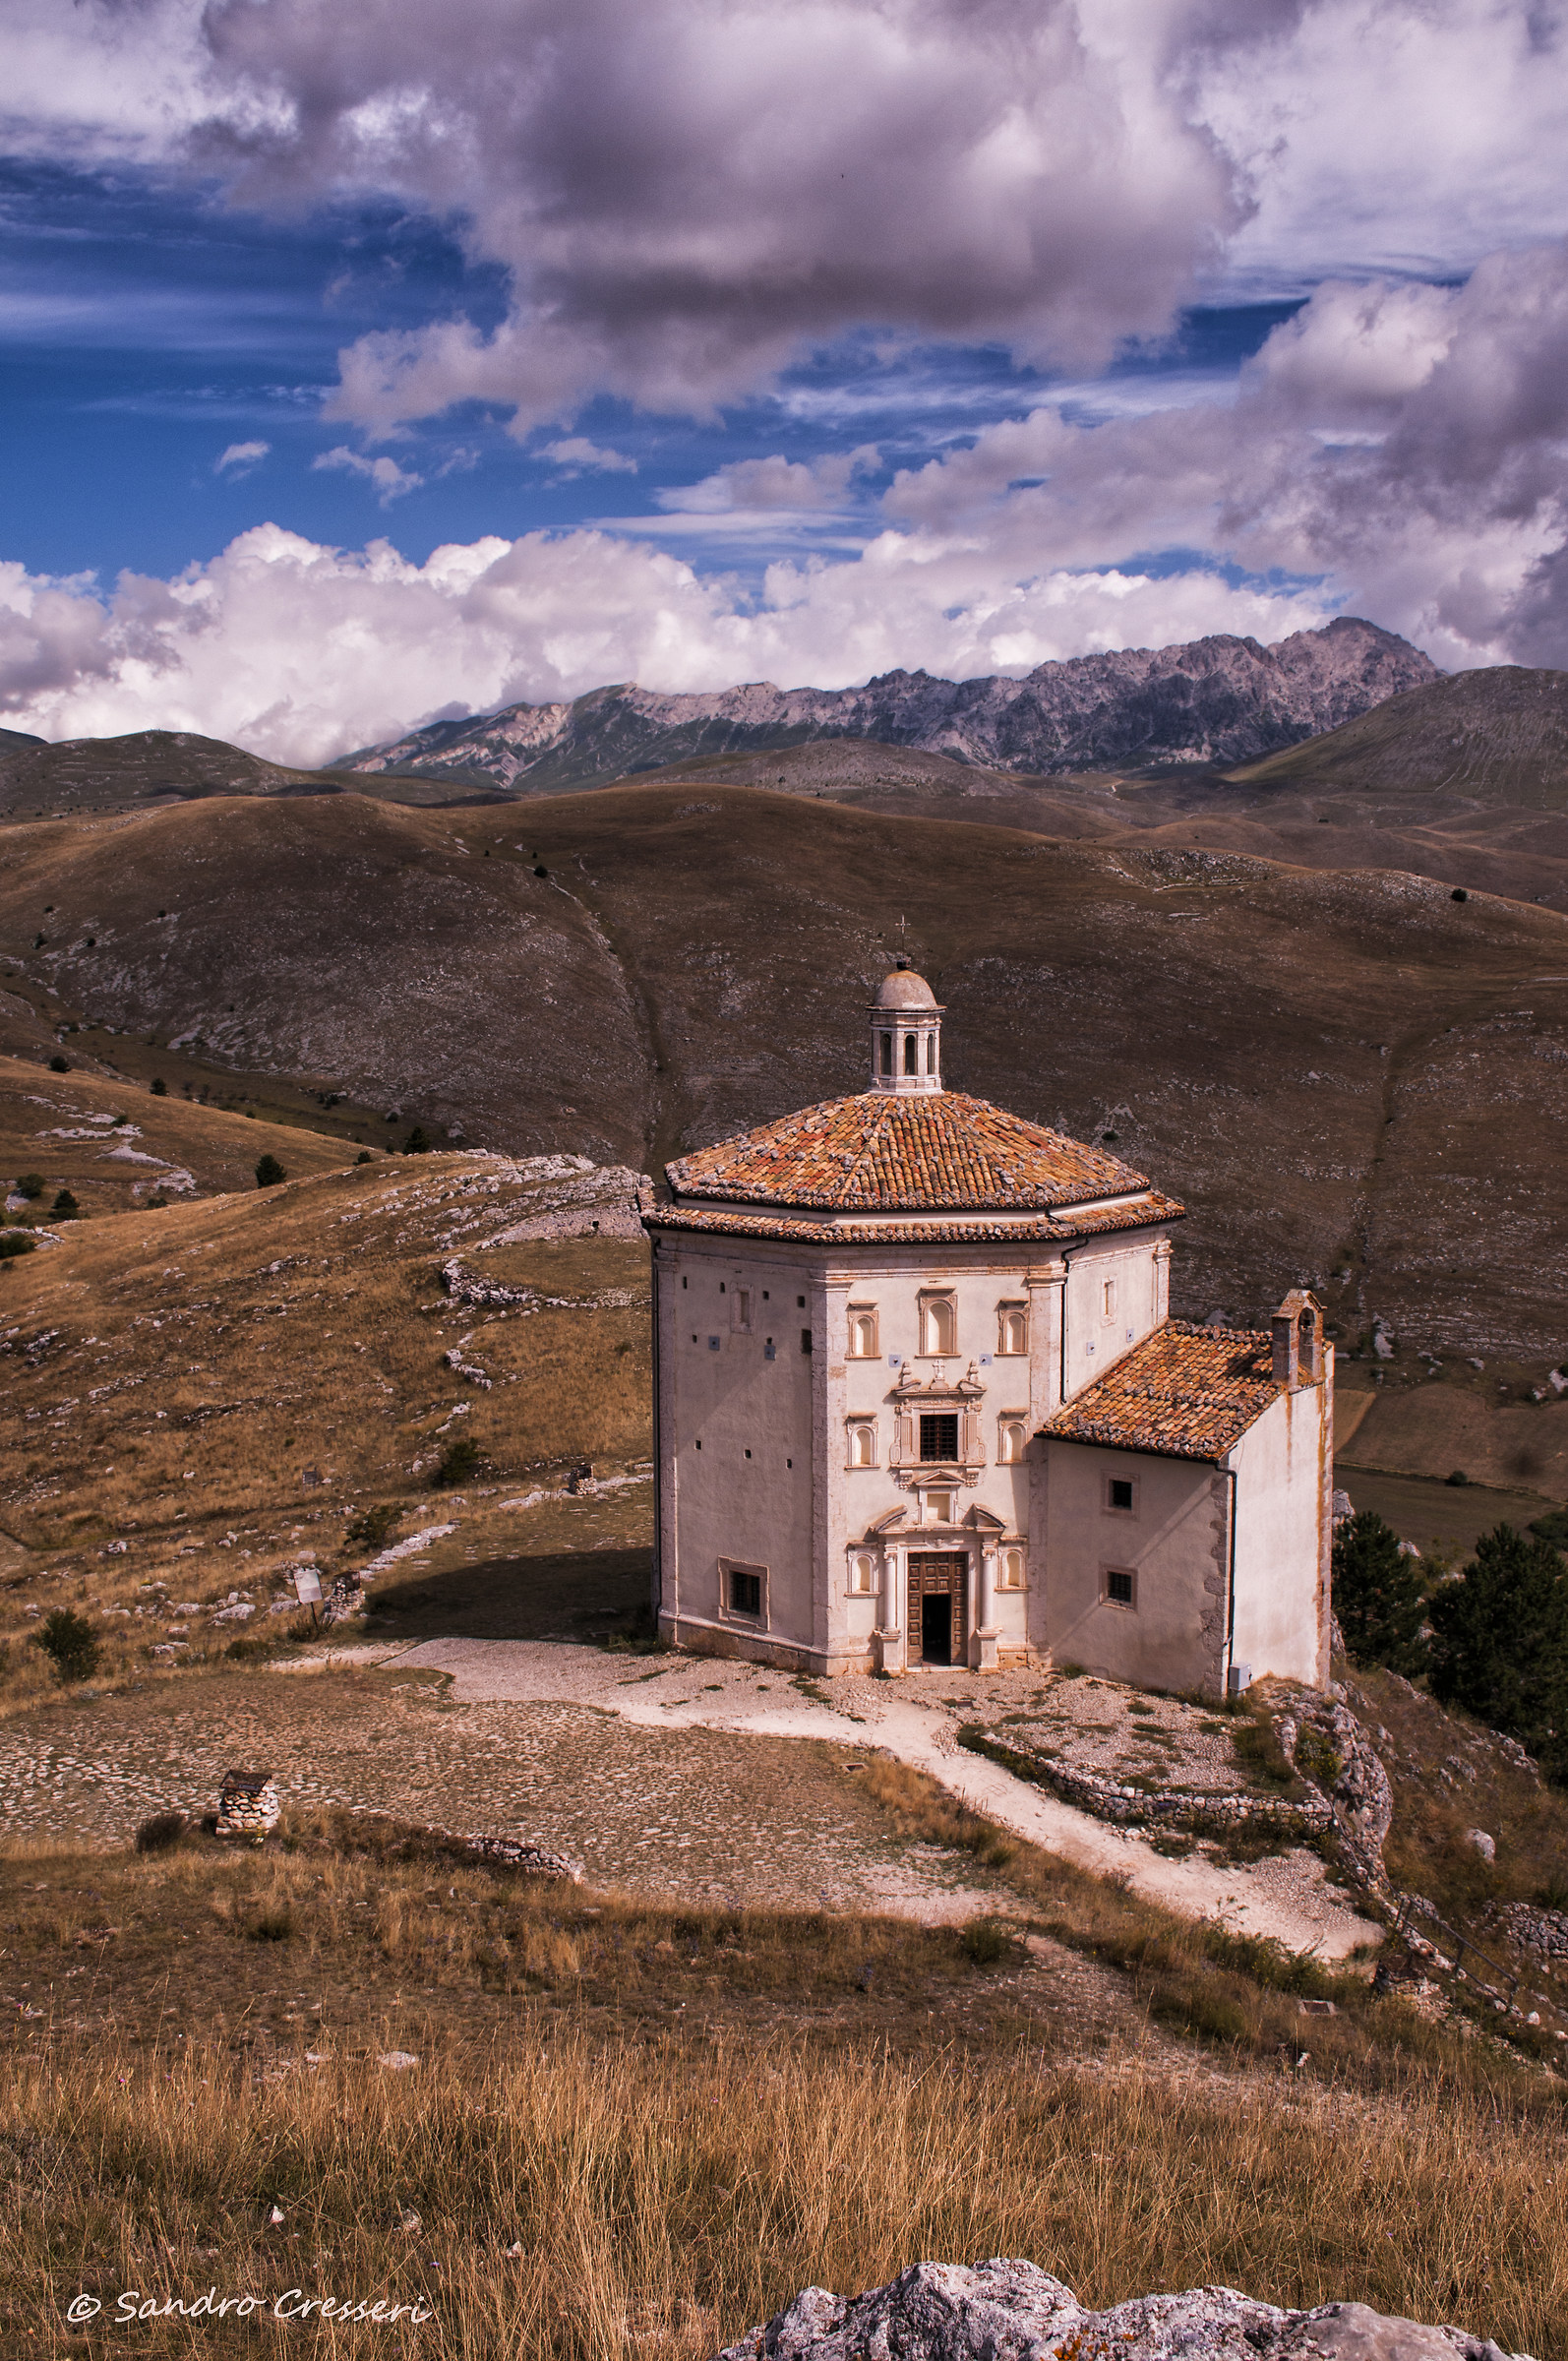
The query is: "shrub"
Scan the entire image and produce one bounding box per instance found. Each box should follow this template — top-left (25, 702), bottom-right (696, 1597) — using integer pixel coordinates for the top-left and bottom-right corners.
top-left (1332, 1508), bottom-right (1429, 1676)
top-left (134, 1811), bottom-right (188, 1855)
top-left (433, 1435), bottom-right (481, 1488)
top-left (150, 1076), bottom-right (166, 1096)
top-left (1530, 1509), bottom-right (1568, 1553)
top-left (0, 1234), bottom-right (36, 1260)
top-left (32, 1608), bottom-right (100, 1683)
top-left (959, 1916), bottom-right (1008, 1966)
top-left (16, 1173), bottom-right (44, 1200)
top-left (1428, 1524), bottom-right (1568, 1782)
top-left (345, 1503), bottom-right (401, 1551)
top-left (1446, 1469), bottom-right (1469, 1486)
top-left (254, 1154), bottom-right (286, 1188)
top-left (48, 1055), bottom-right (70, 1072)
top-left (50, 1189), bottom-right (79, 1219)
top-left (356, 1150), bottom-right (373, 1165)
top-left (403, 1126), bottom-right (432, 1155)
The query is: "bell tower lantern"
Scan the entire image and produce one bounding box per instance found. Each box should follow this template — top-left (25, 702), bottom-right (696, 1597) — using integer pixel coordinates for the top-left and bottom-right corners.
top-left (869, 959), bottom-right (944, 1096)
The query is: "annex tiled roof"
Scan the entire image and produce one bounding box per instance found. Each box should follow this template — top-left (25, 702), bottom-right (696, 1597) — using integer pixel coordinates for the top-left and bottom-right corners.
top-left (666, 1090), bottom-right (1159, 1215)
top-left (1041, 1319), bottom-right (1283, 1462)
top-left (645, 1195), bottom-right (1182, 1247)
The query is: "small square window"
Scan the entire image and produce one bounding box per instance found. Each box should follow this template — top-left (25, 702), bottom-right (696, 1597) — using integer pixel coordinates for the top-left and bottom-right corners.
top-left (728, 1566), bottom-right (762, 1617)
top-left (1105, 1568), bottom-right (1136, 1607)
top-left (1108, 1477), bottom-right (1134, 1512)
top-left (798, 1295), bottom-right (806, 1307)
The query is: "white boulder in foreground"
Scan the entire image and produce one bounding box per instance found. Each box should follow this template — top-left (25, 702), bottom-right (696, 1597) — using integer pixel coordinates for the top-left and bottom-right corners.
top-left (716, 2261), bottom-right (1530, 2361)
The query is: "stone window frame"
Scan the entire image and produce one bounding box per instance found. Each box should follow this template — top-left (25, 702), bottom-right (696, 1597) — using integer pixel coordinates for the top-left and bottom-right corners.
top-left (846, 1549), bottom-right (878, 1598)
top-left (996, 1302), bottom-right (1028, 1356)
top-left (846, 1302), bottom-right (880, 1359)
top-left (917, 1289), bottom-right (957, 1359)
top-left (731, 1284), bottom-right (754, 1334)
top-left (846, 1417), bottom-right (879, 1470)
top-left (996, 1414), bottom-right (1028, 1466)
top-left (719, 1556), bottom-right (768, 1625)
top-left (1102, 1564), bottom-right (1138, 1610)
top-left (1104, 1472), bottom-right (1138, 1516)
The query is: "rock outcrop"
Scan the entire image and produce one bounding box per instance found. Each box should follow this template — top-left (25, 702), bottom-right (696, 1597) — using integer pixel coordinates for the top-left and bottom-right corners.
top-left (345, 619), bottom-right (1437, 793)
top-left (716, 2261), bottom-right (1529, 2361)
top-left (1275, 1696), bottom-right (1394, 1892)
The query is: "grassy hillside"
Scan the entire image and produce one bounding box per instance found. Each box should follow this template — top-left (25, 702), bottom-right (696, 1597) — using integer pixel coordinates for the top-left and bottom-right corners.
top-left (3, 784), bottom-right (1568, 1368)
top-left (1230, 667), bottom-right (1568, 805)
top-left (0, 1054), bottom-right (363, 1216)
top-left (0, 1150), bottom-right (650, 1708)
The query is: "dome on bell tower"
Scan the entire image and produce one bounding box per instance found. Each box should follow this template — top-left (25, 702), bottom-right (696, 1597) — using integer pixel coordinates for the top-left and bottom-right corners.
top-left (869, 959), bottom-right (943, 1093)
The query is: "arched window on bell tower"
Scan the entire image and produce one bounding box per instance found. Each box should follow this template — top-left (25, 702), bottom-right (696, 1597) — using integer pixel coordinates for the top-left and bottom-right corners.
top-left (868, 960), bottom-right (944, 1096)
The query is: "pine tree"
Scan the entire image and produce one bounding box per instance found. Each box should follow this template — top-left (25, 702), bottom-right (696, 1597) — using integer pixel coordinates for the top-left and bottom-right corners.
top-left (1331, 1509), bottom-right (1429, 1675)
top-left (1428, 1523), bottom-right (1568, 1782)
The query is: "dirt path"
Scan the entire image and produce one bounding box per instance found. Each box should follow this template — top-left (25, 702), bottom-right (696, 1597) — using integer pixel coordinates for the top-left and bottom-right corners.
top-left (351, 1637), bottom-right (1382, 1960)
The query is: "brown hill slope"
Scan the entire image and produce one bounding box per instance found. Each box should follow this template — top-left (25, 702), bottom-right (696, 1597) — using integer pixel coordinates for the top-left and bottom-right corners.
top-left (0, 796), bottom-right (650, 1167)
top-left (1229, 667), bottom-right (1568, 804)
top-left (632, 736), bottom-right (1568, 913)
top-left (1, 784), bottom-right (1567, 1363)
top-left (0, 1055), bottom-right (360, 1217)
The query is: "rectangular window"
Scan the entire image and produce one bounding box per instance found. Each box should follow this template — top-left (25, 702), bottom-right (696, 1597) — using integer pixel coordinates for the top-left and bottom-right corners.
top-left (801, 1327), bottom-right (813, 1355)
top-left (732, 1288), bottom-right (753, 1332)
top-left (1106, 1475), bottom-right (1135, 1513)
top-left (1105, 1568), bottom-right (1136, 1607)
top-left (724, 1563), bottom-right (764, 1618)
top-left (1102, 1277), bottom-right (1117, 1322)
top-left (919, 1411), bottom-right (959, 1461)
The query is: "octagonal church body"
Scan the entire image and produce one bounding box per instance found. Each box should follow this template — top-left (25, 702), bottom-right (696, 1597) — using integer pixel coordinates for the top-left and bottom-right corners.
top-left (643, 964), bottom-right (1332, 1692)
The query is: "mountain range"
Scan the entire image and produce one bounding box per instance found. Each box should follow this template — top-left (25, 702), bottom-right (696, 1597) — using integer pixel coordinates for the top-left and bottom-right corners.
top-left (341, 616), bottom-right (1438, 792)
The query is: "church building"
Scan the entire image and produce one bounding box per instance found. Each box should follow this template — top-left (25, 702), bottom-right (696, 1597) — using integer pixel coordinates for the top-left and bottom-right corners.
top-left (643, 964), bottom-right (1332, 1694)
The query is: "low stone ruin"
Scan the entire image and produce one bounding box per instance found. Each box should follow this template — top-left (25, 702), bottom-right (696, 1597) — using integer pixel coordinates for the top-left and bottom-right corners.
top-left (215, 1770), bottom-right (279, 1841)
top-left (716, 2260), bottom-right (1529, 2361)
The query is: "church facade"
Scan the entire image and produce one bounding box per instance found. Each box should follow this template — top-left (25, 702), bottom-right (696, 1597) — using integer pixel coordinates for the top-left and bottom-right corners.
top-left (643, 965), bottom-right (1331, 1695)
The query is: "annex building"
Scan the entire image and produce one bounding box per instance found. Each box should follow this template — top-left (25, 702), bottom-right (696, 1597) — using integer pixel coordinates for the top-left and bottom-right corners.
top-left (643, 963), bottom-right (1332, 1693)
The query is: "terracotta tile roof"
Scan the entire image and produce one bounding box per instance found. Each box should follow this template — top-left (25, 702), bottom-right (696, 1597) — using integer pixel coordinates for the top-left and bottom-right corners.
top-left (1041, 1319), bottom-right (1283, 1462)
top-left (666, 1090), bottom-right (1157, 1214)
top-left (644, 1195), bottom-right (1183, 1247)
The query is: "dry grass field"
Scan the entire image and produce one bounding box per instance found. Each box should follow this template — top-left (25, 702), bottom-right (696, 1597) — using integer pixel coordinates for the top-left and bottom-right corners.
top-left (2, 1805), bottom-right (1565, 2360)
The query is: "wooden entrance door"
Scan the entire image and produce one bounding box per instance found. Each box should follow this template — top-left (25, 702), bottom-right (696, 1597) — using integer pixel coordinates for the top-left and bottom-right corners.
top-left (907, 1553), bottom-right (967, 1666)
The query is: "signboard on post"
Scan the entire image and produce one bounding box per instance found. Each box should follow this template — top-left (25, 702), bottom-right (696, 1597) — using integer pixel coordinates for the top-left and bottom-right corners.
top-left (293, 1565), bottom-right (323, 1605)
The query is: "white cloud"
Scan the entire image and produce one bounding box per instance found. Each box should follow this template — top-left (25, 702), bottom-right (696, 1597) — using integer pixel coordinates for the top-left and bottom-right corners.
top-left (656, 447), bottom-right (880, 515)
top-left (214, 440), bottom-right (271, 476)
top-left (539, 438), bottom-right (638, 476)
top-left (0, 523), bottom-right (1331, 771)
top-left (311, 447), bottom-right (424, 505)
top-left (8, 228), bottom-right (1568, 764)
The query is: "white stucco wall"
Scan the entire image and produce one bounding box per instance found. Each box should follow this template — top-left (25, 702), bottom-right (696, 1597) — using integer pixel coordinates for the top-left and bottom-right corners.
top-left (1227, 1355), bottom-right (1333, 1689)
top-left (1039, 1440), bottom-right (1228, 1692)
top-left (652, 1220), bottom-right (1171, 1673)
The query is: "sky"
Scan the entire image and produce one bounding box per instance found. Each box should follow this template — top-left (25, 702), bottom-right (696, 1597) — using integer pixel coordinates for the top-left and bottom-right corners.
top-left (3, 0), bottom-right (1568, 766)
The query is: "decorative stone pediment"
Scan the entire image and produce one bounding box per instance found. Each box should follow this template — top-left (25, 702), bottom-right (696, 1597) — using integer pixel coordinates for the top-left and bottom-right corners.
top-left (888, 1359), bottom-right (989, 1487)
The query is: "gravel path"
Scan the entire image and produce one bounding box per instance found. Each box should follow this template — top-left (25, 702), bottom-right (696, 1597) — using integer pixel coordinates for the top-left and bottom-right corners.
top-left (368, 1639), bottom-right (1383, 1960)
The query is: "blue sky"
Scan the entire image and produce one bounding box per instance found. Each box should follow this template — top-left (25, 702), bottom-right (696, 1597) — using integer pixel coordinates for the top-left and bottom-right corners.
top-left (0, 153), bottom-right (1299, 589)
top-left (3, 1), bottom-right (1568, 764)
